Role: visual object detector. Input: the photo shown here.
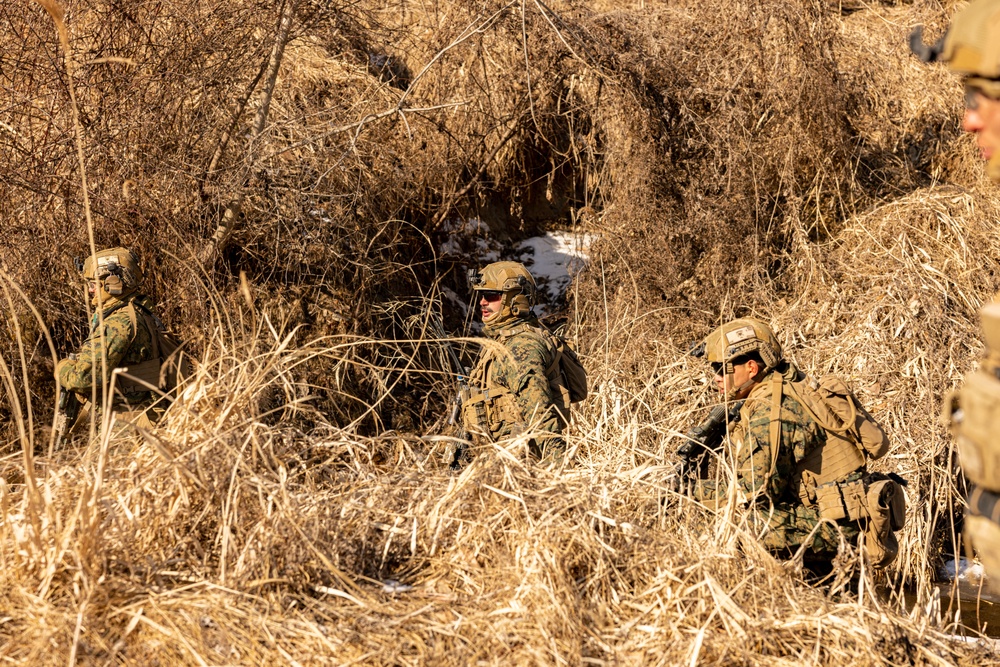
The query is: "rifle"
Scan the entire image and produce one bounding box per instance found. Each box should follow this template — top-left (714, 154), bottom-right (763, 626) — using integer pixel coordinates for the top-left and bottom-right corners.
top-left (53, 387), bottom-right (82, 450)
top-left (428, 317), bottom-right (472, 470)
top-left (675, 399), bottom-right (744, 483)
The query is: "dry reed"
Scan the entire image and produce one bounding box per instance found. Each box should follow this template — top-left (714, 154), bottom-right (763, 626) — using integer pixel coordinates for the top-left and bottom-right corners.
top-left (1, 0), bottom-right (999, 664)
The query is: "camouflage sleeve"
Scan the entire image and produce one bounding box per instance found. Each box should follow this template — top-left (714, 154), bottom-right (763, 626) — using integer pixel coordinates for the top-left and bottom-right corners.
top-left (57, 311), bottom-right (136, 394)
top-left (693, 393), bottom-right (821, 503)
top-left (493, 333), bottom-right (563, 435)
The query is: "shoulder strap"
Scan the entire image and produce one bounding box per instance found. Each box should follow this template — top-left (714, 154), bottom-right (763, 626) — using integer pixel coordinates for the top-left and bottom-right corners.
top-left (125, 301), bottom-right (161, 360)
top-left (786, 377), bottom-right (857, 435)
top-left (768, 371), bottom-right (783, 478)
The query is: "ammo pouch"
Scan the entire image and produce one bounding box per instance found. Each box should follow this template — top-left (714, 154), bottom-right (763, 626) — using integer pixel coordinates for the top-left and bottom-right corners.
top-left (813, 475), bottom-right (906, 568)
top-left (462, 386), bottom-right (523, 438)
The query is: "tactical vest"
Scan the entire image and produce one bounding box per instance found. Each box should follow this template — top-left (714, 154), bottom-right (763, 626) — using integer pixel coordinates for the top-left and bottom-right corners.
top-left (462, 322), bottom-right (567, 438)
top-left (946, 302), bottom-right (1000, 590)
top-left (750, 368), bottom-right (905, 567)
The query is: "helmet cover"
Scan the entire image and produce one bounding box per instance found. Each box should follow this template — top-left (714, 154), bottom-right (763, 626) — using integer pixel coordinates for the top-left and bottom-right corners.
top-left (82, 247), bottom-right (143, 306)
top-left (470, 261), bottom-right (537, 326)
top-left (940, 0), bottom-right (1000, 86)
top-left (698, 318), bottom-right (783, 373)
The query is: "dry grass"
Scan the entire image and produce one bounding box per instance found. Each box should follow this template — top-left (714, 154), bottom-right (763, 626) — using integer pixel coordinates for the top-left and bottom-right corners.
top-left (2, 0), bottom-right (1000, 664)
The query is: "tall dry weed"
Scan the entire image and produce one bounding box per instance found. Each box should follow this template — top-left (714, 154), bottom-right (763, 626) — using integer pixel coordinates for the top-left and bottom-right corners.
top-left (1, 0), bottom-right (999, 664)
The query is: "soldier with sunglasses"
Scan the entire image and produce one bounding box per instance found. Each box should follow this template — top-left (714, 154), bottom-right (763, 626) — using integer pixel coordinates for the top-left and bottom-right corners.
top-left (912, 0), bottom-right (1000, 590)
top-left (461, 261), bottom-right (567, 461)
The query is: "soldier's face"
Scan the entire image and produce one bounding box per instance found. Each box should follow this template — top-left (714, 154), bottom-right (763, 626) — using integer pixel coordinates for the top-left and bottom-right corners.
top-left (479, 290), bottom-right (502, 320)
top-left (714, 359), bottom-right (759, 399)
top-left (962, 87), bottom-right (1000, 163)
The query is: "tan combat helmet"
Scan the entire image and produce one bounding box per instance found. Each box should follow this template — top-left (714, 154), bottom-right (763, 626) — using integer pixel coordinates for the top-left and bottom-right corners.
top-left (696, 317), bottom-right (783, 376)
top-left (82, 247), bottom-right (144, 307)
top-left (911, 0), bottom-right (1000, 180)
top-left (469, 261), bottom-right (537, 326)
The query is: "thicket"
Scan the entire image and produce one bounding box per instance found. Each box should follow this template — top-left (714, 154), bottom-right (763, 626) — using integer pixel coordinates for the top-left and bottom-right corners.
top-left (1, 0), bottom-right (998, 664)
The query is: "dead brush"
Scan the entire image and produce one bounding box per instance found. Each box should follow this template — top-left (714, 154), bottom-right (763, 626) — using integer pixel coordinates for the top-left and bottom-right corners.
top-left (3, 0), bottom-right (1000, 664)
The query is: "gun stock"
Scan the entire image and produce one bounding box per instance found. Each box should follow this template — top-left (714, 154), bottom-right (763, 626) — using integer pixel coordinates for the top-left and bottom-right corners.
top-left (53, 389), bottom-right (81, 449)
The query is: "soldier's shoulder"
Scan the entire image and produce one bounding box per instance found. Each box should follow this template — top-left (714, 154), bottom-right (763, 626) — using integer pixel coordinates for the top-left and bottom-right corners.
top-left (103, 305), bottom-right (138, 334)
top-left (506, 326), bottom-right (557, 352)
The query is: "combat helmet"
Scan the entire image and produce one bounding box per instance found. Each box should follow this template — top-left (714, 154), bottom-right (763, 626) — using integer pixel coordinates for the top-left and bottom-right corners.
top-left (469, 261), bottom-right (536, 326)
top-left (910, 0), bottom-right (1000, 179)
top-left (693, 318), bottom-right (783, 376)
top-left (82, 247), bottom-right (143, 306)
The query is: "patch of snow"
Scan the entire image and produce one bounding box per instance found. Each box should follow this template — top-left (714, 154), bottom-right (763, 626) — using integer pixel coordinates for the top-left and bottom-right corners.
top-left (435, 220), bottom-right (596, 316)
top-left (514, 231), bottom-right (597, 314)
top-left (941, 557), bottom-right (985, 583)
top-left (382, 579), bottom-right (413, 594)
top-left (438, 218), bottom-right (500, 261)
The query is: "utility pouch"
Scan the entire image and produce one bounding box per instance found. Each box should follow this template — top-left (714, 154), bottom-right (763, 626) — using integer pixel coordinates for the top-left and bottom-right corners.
top-left (949, 370), bottom-right (1000, 489)
top-left (863, 479), bottom-right (904, 568)
top-left (814, 478), bottom-right (868, 522)
top-left (461, 392), bottom-right (489, 433)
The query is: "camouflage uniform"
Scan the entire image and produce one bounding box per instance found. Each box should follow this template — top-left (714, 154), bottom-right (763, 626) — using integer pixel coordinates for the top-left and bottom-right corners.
top-left (56, 248), bottom-right (163, 431)
top-left (468, 316), bottom-right (566, 451)
top-left (693, 364), bottom-right (862, 556)
top-left (462, 261), bottom-right (567, 459)
top-left (687, 318), bottom-right (899, 563)
top-left (57, 294), bottom-right (158, 406)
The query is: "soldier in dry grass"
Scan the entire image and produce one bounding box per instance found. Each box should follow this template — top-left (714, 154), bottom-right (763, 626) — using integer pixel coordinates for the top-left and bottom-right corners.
top-left (914, 0), bottom-right (1000, 591)
top-left (688, 319), bottom-right (902, 566)
top-left (56, 247), bottom-right (163, 430)
top-left (461, 261), bottom-right (567, 460)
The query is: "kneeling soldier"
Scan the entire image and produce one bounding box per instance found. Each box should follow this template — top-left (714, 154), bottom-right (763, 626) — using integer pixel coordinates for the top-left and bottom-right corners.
top-left (685, 318), bottom-right (905, 567)
top-left (56, 247), bottom-right (165, 434)
top-left (461, 261), bottom-right (568, 460)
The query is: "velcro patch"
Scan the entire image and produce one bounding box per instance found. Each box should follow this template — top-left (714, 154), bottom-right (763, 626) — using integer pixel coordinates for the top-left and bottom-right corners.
top-left (725, 325), bottom-right (756, 345)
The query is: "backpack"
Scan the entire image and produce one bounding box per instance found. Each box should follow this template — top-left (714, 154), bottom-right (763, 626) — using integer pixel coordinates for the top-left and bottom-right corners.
top-left (785, 374), bottom-right (890, 460)
top-left (547, 336), bottom-right (588, 404)
top-left (115, 301), bottom-right (195, 399)
top-left (784, 374), bottom-right (904, 567)
top-left (498, 322), bottom-right (589, 406)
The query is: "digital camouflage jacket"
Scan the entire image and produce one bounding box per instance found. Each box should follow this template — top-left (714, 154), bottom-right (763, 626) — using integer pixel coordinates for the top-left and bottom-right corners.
top-left (57, 294), bottom-right (158, 405)
top-left (465, 316), bottom-right (566, 453)
top-left (694, 365), bottom-right (862, 556)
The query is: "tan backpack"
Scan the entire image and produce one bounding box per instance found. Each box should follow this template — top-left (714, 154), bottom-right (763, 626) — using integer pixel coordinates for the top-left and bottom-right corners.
top-left (785, 374), bottom-right (905, 567)
top-left (115, 301), bottom-right (195, 399)
top-left (787, 375), bottom-right (890, 460)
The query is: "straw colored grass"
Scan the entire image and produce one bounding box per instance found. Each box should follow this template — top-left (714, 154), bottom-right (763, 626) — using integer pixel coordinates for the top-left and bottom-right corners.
top-left (3, 0), bottom-right (1000, 664)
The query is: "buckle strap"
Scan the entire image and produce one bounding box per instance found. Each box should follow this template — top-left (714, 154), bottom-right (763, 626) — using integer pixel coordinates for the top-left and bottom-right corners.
top-left (970, 486), bottom-right (1000, 524)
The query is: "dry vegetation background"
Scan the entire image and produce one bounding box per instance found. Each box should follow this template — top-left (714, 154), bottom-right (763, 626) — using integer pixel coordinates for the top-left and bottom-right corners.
top-left (1, 0), bottom-right (999, 664)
